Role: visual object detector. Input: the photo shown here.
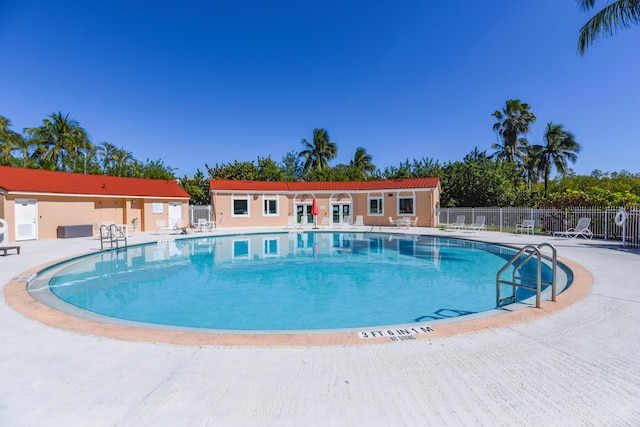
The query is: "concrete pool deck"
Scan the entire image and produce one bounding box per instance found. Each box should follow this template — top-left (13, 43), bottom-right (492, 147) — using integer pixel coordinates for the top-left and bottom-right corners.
top-left (1, 228), bottom-right (639, 425)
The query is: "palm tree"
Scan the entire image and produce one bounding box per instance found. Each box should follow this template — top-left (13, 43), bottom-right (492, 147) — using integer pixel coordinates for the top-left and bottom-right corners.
top-left (10, 133), bottom-right (38, 168)
top-left (0, 115), bottom-right (16, 165)
top-left (111, 147), bottom-right (133, 176)
top-left (520, 144), bottom-right (543, 188)
top-left (95, 142), bottom-right (118, 173)
top-left (299, 128), bottom-right (337, 173)
top-left (533, 123), bottom-right (581, 197)
top-left (578, 0), bottom-right (640, 55)
top-left (25, 112), bottom-right (89, 171)
top-left (350, 147), bottom-right (375, 176)
top-left (491, 100), bottom-right (536, 163)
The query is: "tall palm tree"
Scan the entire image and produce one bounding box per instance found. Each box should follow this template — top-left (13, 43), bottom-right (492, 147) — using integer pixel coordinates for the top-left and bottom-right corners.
top-left (533, 122), bottom-right (581, 198)
top-left (350, 147), bottom-right (375, 176)
top-left (10, 133), bottom-right (38, 168)
top-left (111, 147), bottom-right (133, 176)
top-left (25, 112), bottom-right (89, 171)
top-left (521, 144), bottom-right (543, 188)
top-left (491, 100), bottom-right (536, 163)
top-left (95, 141), bottom-right (118, 173)
top-left (578, 0), bottom-right (640, 55)
top-left (0, 115), bottom-right (17, 165)
top-left (299, 128), bottom-right (337, 173)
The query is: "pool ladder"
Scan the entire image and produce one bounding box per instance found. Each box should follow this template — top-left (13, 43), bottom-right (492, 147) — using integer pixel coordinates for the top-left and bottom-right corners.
top-left (496, 243), bottom-right (557, 308)
top-left (365, 218), bottom-right (382, 237)
top-left (99, 224), bottom-right (128, 250)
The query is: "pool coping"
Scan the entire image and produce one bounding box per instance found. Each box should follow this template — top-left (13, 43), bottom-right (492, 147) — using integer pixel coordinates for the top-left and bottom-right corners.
top-left (3, 238), bottom-right (593, 347)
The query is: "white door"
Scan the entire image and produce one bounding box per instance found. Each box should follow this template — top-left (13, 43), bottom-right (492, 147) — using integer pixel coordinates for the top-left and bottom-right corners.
top-left (14, 199), bottom-right (38, 241)
top-left (168, 203), bottom-right (183, 227)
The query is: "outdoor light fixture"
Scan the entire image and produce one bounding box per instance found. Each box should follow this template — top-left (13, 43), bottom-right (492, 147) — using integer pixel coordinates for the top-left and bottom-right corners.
top-left (388, 193), bottom-right (393, 197)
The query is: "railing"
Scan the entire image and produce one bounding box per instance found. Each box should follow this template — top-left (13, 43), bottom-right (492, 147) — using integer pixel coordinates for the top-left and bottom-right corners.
top-left (100, 224), bottom-right (128, 250)
top-left (366, 218), bottom-right (381, 237)
top-left (438, 206), bottom-right (640, 247)
top-left (496, 243), bottom-right (557, 308)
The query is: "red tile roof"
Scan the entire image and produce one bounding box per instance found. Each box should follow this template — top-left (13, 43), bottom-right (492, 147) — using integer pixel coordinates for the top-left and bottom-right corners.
top-left (0, 166), bottom-right (190, 198)
top-left (209, 177), bottom-right (440, 192)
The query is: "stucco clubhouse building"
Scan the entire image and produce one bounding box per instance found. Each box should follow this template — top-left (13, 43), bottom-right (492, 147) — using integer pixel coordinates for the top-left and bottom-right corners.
top-left (209, 178), bottom-right (441, 229)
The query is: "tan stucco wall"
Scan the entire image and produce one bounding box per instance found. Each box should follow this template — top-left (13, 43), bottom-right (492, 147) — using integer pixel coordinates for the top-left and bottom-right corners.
top-left (0, 194), bottom-right (188, 242)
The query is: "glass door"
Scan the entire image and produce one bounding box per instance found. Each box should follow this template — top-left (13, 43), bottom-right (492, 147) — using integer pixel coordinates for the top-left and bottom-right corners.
top-left (331, 203), bottom-right (351, 225)
top-left (296, 204), bottom-right (312, 225)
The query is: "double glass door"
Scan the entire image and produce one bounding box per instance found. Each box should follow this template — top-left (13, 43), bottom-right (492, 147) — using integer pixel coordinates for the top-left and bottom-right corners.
top-left (332, 204), bottom-right (350, 225)
top-left (296, 204), bottom-right (313, 225)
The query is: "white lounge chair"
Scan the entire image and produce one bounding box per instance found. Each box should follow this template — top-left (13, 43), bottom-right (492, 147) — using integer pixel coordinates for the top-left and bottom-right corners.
top-left (156, 220), bottom-right (170, 233)
top-left (445, 215), bottom-right (465, 231)
top-left (285, 216), bottom-right (297, 229)
top-left (554, 217), bottom-right (593, 239)
top-left (465, 216), bottom-right (486, 232)
top-left (388, 217), bottom-right (397, 227)
top-left (353, 215), bottom-right (364, 227)
top-left (321, 217), bottom-right (331, 227)
top-left (515, 219), bottom-right (535, 235)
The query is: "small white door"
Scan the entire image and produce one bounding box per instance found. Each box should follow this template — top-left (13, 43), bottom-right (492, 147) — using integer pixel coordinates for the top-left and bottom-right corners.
top-left (14, 199), bottom-right (38, 241)
top-left (168, 203), bottom-right (183, 227)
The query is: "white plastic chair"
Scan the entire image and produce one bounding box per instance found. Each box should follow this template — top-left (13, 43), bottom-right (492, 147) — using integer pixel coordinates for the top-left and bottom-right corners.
top-left (515, 219), bottom-right (535, 235)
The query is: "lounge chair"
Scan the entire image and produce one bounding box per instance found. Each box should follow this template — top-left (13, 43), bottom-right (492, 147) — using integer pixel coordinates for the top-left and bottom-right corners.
top-left (156, 219), bottom-right (181, 234)
top-left (321, 217), bottom-right (331, 227)
top-left (554, 217), bottom-right (593, 239)
top-left (445, 215), bottom-right (465, 231)
top-left (515, 219), bottom-right (535, 235)
top-left (409, 217), bottom-right (419, 227)
top-left (465, 216), bottom-right (486, 232)
top-left (353, 215), bottom-right (364, 227)
top-left (388, 217), bottom-right (397, 227)
top-left (285, 216), bottom-right (297, 229)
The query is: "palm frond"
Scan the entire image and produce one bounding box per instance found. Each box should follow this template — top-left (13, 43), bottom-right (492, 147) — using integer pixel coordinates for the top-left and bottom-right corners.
top-left (578, 0), bottom-right (640, 55)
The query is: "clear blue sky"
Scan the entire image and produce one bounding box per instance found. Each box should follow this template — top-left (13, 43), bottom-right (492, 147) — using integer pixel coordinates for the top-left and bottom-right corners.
top-left (1, 0), bottom-right (639, 178)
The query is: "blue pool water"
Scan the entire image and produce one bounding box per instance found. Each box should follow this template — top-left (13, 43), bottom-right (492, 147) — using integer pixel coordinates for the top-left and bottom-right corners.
top-left (39, 233), bottom-right (552, 331)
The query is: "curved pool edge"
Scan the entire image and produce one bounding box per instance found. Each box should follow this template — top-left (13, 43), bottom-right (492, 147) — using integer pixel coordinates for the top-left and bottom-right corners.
top-left (3, 248), bottom-right (593, 347)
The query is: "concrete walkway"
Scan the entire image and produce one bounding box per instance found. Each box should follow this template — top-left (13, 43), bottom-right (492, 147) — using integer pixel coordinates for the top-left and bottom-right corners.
top-left (1, 228), bottom-right (639, 426)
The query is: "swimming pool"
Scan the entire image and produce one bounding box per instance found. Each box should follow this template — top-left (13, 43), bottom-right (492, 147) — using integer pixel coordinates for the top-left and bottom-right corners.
top-left (28, 232), bottom-right (563, 332)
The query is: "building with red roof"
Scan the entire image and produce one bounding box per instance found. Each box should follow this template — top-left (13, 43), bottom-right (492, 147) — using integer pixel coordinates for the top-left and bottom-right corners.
top-left (0, 166), bottom-right (189, 241)
top-left (209, 177), bottom-right (441, 229)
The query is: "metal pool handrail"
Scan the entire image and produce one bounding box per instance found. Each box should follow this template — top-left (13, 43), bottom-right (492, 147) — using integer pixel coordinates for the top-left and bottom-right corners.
top-left (496, 243), bottom-right (557, 308)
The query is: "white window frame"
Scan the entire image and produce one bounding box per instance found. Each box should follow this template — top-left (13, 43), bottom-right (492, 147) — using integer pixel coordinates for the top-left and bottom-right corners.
top-left (368, 194), bottom-right (384, 216)
top-left (262, 195), bottom-right (279, 217)
top-left (397, 195), bottom-right (415, 216)
top-left (232, 193), bottom-right (250, 217)
top-left (152, 202), bottom-right (164, 215)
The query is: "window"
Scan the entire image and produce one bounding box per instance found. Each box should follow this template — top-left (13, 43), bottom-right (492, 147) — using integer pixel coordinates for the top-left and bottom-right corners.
top-left (232, 195), bottom-right (249, 216)
top-left (152, 202), bottom-right (164, 215)
top-left (263, 196), bottom-right (278, 216)
top-left (368, 196), bottom-right (384, 215)
top-left (398, 197), bottom-right (414, 215)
